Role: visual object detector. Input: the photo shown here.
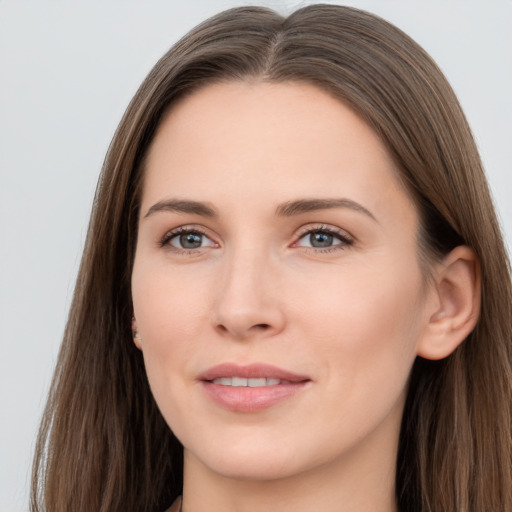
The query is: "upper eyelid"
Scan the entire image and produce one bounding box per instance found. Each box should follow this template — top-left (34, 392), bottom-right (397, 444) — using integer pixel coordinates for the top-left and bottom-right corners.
top-left (294, 223), bottom-right (354, 240)
top-left (164, 224), bottom-right (212, 238)
top-left (159, 222), bottom-right (354, 248)
top-left (160, 225), bottom-right (217, 247)
top-left (162, 222), bottom-right (350, 235)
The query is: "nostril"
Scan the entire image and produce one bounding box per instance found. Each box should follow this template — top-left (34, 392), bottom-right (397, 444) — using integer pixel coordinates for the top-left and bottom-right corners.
top-left (254, 323), bottom-right (271, 330)
top-left (215, 323), bottom-right (270, 337)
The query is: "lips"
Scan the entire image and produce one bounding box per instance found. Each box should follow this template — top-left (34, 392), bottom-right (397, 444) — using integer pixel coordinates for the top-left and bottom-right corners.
top-left (198, 363), bottom-right (311, 412)
top-left (211, 377), bottom-right (283, 387)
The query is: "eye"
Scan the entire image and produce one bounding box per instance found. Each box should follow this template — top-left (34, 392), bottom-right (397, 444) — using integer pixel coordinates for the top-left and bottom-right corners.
top-left (294, 226), bottom-right (353, 251)
top-left (161, 227), bottom-right (217, 251)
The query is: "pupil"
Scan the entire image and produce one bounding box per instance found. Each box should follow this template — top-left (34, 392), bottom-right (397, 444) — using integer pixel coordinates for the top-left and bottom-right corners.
top-left (180, 233), bottom-right (202, 248)
top-left (310, 232), bottom-right (333, 247)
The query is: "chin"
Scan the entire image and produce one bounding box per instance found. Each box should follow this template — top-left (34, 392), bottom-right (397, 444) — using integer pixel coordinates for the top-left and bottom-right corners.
top-left (185, 438), bottom-right (310, 482)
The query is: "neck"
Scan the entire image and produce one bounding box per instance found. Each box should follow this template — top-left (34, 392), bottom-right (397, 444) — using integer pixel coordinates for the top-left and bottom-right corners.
top-left (181, 428), bottom-right (399, 512)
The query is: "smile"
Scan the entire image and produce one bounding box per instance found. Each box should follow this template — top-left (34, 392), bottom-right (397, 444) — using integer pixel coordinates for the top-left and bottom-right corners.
top-left (199, 363), bottom-right (311, 412)
top-left (212, 377), bottom-right (287, 387)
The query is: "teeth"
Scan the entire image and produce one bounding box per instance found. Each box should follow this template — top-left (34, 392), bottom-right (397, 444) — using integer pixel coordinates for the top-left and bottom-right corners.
top-left (212, 377), bottom-right (283, 387)
top-left (248, 378), bottom-right (266, 387)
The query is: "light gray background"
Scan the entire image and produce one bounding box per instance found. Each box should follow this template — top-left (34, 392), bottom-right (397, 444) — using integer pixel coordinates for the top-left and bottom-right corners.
top-left (1, 1), bottom-right (511, 510)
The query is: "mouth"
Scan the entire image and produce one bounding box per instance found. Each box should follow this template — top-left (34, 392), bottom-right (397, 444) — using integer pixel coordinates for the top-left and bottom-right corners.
top-left (198, 363), bottom-right (311, 412)
top-left (211, 377), bottom-right (288, 387)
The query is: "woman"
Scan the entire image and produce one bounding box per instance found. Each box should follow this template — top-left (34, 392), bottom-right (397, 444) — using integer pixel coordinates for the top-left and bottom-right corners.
top-left (31, 4), bottom-right (512, 512)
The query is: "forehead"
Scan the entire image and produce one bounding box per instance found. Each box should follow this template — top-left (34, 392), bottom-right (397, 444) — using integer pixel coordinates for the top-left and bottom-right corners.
top-left (142, 81), bottom-right (417, 227)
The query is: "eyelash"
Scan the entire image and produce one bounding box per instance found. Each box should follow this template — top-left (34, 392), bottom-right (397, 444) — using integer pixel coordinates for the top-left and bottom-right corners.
top-left (159, 224), bottom-right (354, 255)
top-left (159, 226), bottom-right (214, 255)
top-left (294, 224), bottom-right (354, 253)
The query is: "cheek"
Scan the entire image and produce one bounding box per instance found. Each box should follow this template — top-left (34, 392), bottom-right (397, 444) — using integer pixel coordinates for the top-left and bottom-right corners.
top-left (292, 258), bottom-right (424, 393)
top-left (133, 261), bottom-right (209, 343)
top-left (295, 256), bottom-right (423, 339)
top-left (281, 262), bottom-right (424, 457)
top-left (131, 262), bottom-right (211, 409)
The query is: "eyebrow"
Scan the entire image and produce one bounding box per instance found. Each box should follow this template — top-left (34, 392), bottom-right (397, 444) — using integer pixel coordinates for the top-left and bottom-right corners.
top-left (144, 199), bottom-right (216, 218)
top-left (275, 198), bottom-right (377, 222)
top-left (144, 197), bottom-right (376, 222)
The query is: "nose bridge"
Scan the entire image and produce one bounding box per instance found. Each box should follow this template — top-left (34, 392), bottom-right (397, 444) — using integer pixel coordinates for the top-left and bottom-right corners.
top-left (213, 242), bottom-right (284, 339)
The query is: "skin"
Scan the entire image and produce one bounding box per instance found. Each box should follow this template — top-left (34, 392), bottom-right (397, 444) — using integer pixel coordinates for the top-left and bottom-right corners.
top-left (131, 81), bottom-right (476, 512)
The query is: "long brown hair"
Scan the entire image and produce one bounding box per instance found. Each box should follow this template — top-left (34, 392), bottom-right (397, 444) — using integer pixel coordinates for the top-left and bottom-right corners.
top-left (32, 5), bottom-right (512, 512)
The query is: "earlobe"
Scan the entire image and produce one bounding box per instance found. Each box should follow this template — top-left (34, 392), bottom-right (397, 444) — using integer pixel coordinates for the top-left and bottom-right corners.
top-left (132, 316), bottom-right (143, 350)
top-left (417, 246), bottom-right (481, 360)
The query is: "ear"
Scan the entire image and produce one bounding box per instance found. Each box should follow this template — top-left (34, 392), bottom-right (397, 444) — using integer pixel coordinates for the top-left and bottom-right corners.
top-left (417, 245), bottom-right (481, 360)
top-left (132, 316), bottom-right (142, 350)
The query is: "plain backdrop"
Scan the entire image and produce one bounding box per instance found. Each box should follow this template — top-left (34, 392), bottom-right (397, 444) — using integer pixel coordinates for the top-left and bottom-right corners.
top-left (1, 1), bottom-right (511, 510)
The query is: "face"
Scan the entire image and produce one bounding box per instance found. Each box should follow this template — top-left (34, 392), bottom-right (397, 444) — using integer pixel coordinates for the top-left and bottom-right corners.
top-left (131, 81), bottom-right (433, 483)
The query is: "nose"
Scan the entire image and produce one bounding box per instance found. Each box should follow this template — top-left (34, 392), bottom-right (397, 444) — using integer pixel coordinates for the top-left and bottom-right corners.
top-left (212, 248), bottom-right (286, 340)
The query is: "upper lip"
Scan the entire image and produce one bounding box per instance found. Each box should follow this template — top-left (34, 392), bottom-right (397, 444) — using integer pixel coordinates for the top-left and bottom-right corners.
top-left (198, 363), bottom-right (310, 383)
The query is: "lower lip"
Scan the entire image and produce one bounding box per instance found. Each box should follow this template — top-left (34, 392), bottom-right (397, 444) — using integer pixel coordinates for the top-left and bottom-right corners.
top-left (201, 381), bottom-right (309, 412)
